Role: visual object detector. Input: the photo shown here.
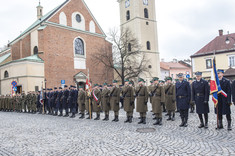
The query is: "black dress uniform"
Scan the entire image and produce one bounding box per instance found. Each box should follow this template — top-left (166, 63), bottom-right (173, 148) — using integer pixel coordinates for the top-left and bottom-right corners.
top-left (192, 72), bottom-right (209, 129)
top-left (55, 87), bottom-right (63, 116)
top-left (232, 80), bottom-right (235, 105)
top-left (176, 73), bottom-right (191, 127)
top-left (216, 70), bottom-right (232, 130)
top-left (62, 85), bottom-right (69, 117)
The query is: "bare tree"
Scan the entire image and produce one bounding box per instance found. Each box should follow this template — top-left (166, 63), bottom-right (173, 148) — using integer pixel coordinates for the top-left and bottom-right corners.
top-left (93, 28), bottom-right (149, 85)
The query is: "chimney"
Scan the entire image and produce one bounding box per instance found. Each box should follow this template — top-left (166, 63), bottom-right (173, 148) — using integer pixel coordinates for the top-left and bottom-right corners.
top-left (161, 58), bottom-right (165, 62)
top-left (219, 29), bottom-right (223, 36)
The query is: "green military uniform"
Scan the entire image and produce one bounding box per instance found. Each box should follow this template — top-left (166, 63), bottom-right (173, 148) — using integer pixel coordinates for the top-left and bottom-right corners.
top-left (110, 83), bottom-right (121, 122)
top-left (151, 78), bottom-right (165, 125)
top-left (91, 85), bottom-right (101, 120)
top-left (101, 84), bottom-right (110, 121)
top-left (78, 89), bottom-right (86, 118)
top-left (165, 78), bottom-right (176, 121)
top-left (135, 78), bottom-right (149, 124)
top-left (85, 91), bottom-right (92, 119)
top-left (148, 81), bottom-right (154, 111)
top-left (32, 93), bottom-right (37, 113)
top-left (122, 80), bottom-right (135, 123)
top-left (21, 93), bottom-right (27, 112)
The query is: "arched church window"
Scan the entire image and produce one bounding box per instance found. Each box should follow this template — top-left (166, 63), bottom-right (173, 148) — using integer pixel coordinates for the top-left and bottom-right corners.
top-left (33, 46), bottom-right (38, 55)
top-left (74, 38), bottom-right (84, 55)
top-left (147, 41), bottom-right (151, 50)
top-left (144, 8), bottom-right (149, 18)
top-left (126, 10), bottom-right (130, 21)
top-left (4, 71), bottom-right (9, 78)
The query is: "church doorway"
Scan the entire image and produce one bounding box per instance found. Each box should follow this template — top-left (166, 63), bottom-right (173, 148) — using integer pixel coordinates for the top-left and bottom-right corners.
top-left (74, 71), bottom-right (87, 89)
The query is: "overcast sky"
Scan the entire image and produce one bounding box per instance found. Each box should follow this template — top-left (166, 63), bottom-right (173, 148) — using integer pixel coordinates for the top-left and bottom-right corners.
top-left (0, 0), bottom-right (235, 61)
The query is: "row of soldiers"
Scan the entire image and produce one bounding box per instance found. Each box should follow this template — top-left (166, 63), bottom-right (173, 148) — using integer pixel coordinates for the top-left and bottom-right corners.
top-left (0, 71), bottom-right (234, 130)
top-left (0, 91), bottom-right (38, 113)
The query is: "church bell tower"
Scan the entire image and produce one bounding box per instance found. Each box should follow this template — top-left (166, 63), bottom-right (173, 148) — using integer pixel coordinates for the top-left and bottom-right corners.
top-left (118, 0), bottom-right (160, 84)
top-left (37, 1), bottom-right (43, 19)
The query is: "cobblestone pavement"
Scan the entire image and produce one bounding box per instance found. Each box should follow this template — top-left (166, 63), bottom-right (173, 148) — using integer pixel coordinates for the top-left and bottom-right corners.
top-left (0, 101), bottom-right (235, 156)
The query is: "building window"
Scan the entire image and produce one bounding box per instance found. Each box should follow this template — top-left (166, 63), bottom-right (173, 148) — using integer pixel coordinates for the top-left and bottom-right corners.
top-left (59, 12), bottom-right (67, 26)
top-left (126, 10), bottom-right (130, 21)
top-left (33, 46), bottom-right (38, 55)
top-left (35, 86), bottom-right (39, 92)
top-left (4, 71), bottom-right (9, 78)
top-left (206, 59), bottom-right (212, 69)
top-left (229, 56), bottom-right (235, 67)
top-left (146, 22), bottom-right (149, 25)
top-left (148, 65), bottom-right (152, 68)
top-left (144, 8), bottom-right (149, 18)
top-left (74, 38), bottom-right (84, 55)
top-left (76, 14), bottom-right (81, 23)
top-left (89, 21), bottom-right (96, 33)
top-left (147, 41), bottom-right (151, 50)
top-left (128, 43), bottom-right (131, 52)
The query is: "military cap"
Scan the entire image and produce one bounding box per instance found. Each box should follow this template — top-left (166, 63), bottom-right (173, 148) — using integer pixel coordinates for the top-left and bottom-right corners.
top-left (103, 83), bottom-right (108, 86)
top-left (59, 87), bottom-right (62, 89)
top-left (113, 80), bottom-right (118, 83)
top-left (188, 78), bottom-right (193, 80)
top-left (217, 69), bottom-right (224, 73)
top-left (108, 85), bottom-right (112, 87)
top-left (79, 86), bottom-right (83, 89)
top-left (54, 87), bottom-right (57, 90)
top-left (152, 77), bottom-right (159, 81)
top-left (175, 79), bottom-right (179, 82)
top-left (150, 80), bottom-right (153, 83)
top-left (195, 71), bottom-right (202, 76)
top-left (64, 85), bottom-right (68, 88)
top-left (99, 85), bottom-right (103, 87)
top-left (138, 78), bottom-right (145, 82)
top-left (94, 84), bottom-right (99, 87)
top-left (129, 81), bottom-right (132, 85)
top-left (124, 79), bottom-right (129, 82)
top-left (177, 73), bottom-right (184, 77)
top-left (166, 77), bottom-right (172, 81)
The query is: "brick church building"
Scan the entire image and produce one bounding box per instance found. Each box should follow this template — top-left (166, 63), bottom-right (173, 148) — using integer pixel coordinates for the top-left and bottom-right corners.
top-left (0, 0), bottom-right (113, 95)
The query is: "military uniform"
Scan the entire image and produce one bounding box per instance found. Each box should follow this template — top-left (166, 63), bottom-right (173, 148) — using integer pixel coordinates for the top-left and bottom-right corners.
top-left (62, 86), bottom-right (69, 117)
top-left (122, 81), bottom-right (135, 123)
top-left (176, 73), bottom-right (191, 127)
top-left (101, 84), bottom-right (110, 121)
top-left (215, 70), bottom-right (232, 130)
top-left (55, 88), bottom-right (63, 116)
top-left (77, 87), bottom-right (85, 119)
top-left (192, 75), bottom-right (209, 128)
top-left (91, 85), bottom-right (101, 120)
top-left (151, 77), bottom-right (165, 125)
top-left (135, 78), bottom-right (148, 124)
top-left (110, 81), bottom-right (120, 122)
top-left (164, 78), bottom-right (176, 121)
top-left (232, 80), bottom-right (235, 104)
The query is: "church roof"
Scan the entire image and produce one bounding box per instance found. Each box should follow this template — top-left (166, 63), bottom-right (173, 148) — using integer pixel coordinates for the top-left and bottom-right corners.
top-left (0, 53), bottom-right (11, 64)
top-left (9, 0), bottom-right (69, 45)
top-left (191, 32), bottom-right (235, 58)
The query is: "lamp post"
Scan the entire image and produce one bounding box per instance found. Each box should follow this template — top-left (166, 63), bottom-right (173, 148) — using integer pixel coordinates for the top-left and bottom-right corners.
top-left (225, 36), bottom-right (235, 47)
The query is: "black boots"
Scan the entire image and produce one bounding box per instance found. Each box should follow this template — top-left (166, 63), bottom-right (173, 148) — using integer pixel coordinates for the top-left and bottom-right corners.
top-left (216, 120), bottom-right (223, 129)
top-left (58, 112), bottom-right (63, 117)
top-left (198, 117), bottom-right (204, 128)
top-left (153, 118), bottom-right (159, 125)
top-left (228, 120), bottom-right (232, 131)
top-left (138, 117), bottom-right (146, 124)
top-left (171, 113), bottom-right (175, 121)
top-left (79, 114), bottom-right (85, 119)
top-left (70, 113), bottom-right (75, 118)
top-left (112, 116), bottom-right (119, 122)
top-left (129, 116), bottom-right (132, 123)
top-left (86, 113), bottom-right (93, 119)
top-left (94, 114), bottom-right (100, 120)
top-left (179, 118), bottom-right (185, 127)
top-left (124, 116), bottom-right (130, 123)
top-left (63, 112), bottom-right (69, 117)
top-left (167, 113), bottom-right (172, 121)
top-left (204, 114), bottom-right (208, 129)
top-left (103, 115), bottom-right (109, 121)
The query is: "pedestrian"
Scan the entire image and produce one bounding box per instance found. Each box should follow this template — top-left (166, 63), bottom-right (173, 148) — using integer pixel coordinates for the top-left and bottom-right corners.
top-left (91, 84), bottom-right (101, 120)
top-left (192, 72), bottom-right (210, 129)
top-left (135, 78), bottom-right (148, 124)
top-left (77, 86), bottom-right (85, 119)
top-left (101, 83), bottom-right (111, 121)
top-left (110, 80), bottom-right (121, 122)
top-left (176, 73), bottom-right (191, 127)
top-left (215, 69), bottom-right (232, 130)
top-left (165, 77), bottom-right (176, 121)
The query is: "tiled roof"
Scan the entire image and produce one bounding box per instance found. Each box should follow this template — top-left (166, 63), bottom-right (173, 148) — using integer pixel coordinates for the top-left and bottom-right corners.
top-left (9, 0), bottom-right (69, 45)
top-left (191, 33), bottom-right (235, 57)
top-left (160, 62), bottom-right (190, 70)
top-left (0, 53), bottom-right (11, 64)
top-left (224, 67), bottom-right (235, 76)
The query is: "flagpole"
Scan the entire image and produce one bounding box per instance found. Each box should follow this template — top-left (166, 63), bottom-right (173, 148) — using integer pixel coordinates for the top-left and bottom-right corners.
top-left (88, 68), bottom-right (92, 119)
top-left (213, 51), bottom-right (219, 129)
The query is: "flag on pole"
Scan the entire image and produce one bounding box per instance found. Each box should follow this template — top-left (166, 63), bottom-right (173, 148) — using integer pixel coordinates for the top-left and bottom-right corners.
top-left (92, 90), bottom-right (98, 102)
top-left (210, 58), bottom-right (227, 107)
top-left (40, 89), bottom-right (44, 105)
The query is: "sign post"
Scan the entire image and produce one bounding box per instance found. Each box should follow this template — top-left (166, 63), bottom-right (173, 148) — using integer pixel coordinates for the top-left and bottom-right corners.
top-left (61, 80), bottom-right (65, 88)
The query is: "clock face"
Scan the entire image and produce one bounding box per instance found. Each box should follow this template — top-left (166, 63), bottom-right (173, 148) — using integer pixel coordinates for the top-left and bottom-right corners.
top-left (143, 0), bottom-right (148, 5)
top-left (125, 0), bottom-right (130, 8)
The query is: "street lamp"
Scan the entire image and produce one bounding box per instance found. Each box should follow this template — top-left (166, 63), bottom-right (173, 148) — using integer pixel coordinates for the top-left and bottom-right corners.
top-left (225, 36), bottom-right (235, 47)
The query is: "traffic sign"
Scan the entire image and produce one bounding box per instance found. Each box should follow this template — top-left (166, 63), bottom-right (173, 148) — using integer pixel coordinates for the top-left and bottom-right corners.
top-left (13, 87), bottom-right (17, 92)
top-left (186, 74), bottom-right (190, 78)
top-left (61, 80), bottom-right (65, 84)
top-left (11, 81), bottom-right (17, 87)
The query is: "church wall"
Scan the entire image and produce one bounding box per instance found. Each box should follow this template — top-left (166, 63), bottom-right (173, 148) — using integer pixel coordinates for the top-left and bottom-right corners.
top-left (39, 25), bottom-right (113, 88)
top-left (48, 0), bottom-right (103, 35)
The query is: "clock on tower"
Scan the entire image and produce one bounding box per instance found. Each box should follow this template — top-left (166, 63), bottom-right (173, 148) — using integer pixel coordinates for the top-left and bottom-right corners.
top-left (143, 0), bottom-right (148, 5)
top-left (125, 0), bottom-right (130, 8)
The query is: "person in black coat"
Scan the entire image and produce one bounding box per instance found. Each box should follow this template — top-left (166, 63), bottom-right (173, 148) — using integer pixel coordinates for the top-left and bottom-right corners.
top-left (62, 85), bottom-right (70, 117)
top-left (175, 73), bottom-right (191, 127)
top-left (192, 72), bottom-right (210, 129)
top-left (55, 87), bottom-right (63, 116)
top-left (216, 69), bottom-right (232, 130)
top-left (232, 80), bottom-right (235, 105)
